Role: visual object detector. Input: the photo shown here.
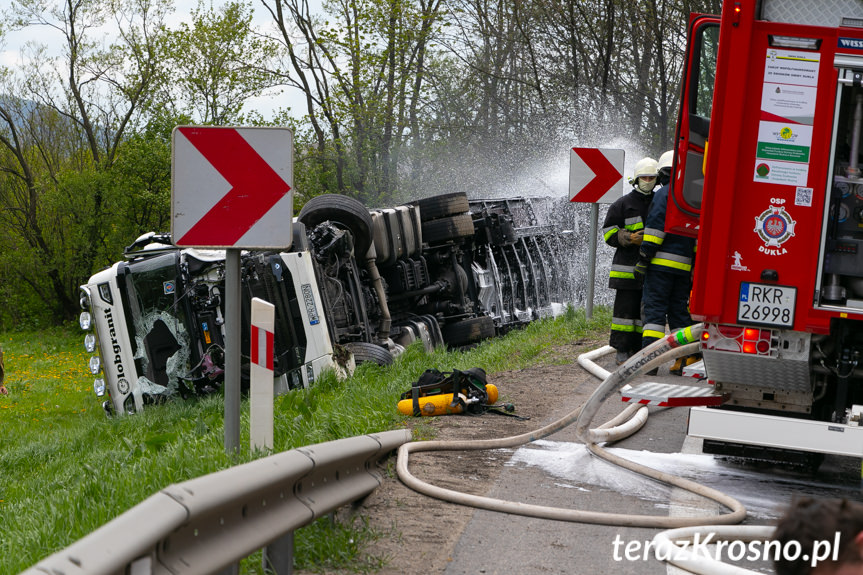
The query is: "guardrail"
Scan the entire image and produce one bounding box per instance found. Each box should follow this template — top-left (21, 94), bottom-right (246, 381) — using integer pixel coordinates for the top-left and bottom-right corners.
top-left (22, 429), bottom-right (412, 575)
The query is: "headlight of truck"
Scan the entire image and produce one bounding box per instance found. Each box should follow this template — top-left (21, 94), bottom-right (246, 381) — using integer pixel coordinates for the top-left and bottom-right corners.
top-left (93, 378), bottom-right (106, 396)
top-left (84, 333), bottom-right (96, 353)
top-left (89, 356), bottom-right (101, 374)
top-left (79, 311), bottom-right (91, 331)
top-left (79, 287), bottom-right (91, 310)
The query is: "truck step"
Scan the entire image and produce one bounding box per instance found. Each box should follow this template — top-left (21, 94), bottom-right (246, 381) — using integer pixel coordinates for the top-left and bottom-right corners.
top-left (620, 382), bottom-right (725, 407)
top-left (682, 359), bottom-right (706, 379)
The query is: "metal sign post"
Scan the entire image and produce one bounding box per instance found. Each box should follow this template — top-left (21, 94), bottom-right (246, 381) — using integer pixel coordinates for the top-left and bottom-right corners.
top-left (569, 148), bottom-right (625, 320)
top-left (171, 126), bottom-right (294, 455)
top-left (586, 204), bottom-right (599, 320)
top-left (224, 249), bottom-right (241, 455)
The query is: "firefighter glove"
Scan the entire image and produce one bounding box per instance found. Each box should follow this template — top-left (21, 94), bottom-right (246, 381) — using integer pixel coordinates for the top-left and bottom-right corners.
top-left (617, 229), bottom-right (635, 247)
top-left (630, 230), bottom-right (644, 246)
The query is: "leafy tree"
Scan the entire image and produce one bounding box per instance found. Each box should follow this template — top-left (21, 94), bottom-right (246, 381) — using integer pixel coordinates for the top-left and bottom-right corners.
top-left (154, 0), bottom-right (283, 125)
top-left (260, 0), bottom-right (444, 203)
top-left (0, 0), bottom-right (170, 324)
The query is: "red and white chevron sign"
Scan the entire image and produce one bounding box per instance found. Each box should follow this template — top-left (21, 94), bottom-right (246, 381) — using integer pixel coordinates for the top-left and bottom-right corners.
top-left (569, 147), bottom-right (624, 204)
top-left (172, 126), bottom-right (294, 249)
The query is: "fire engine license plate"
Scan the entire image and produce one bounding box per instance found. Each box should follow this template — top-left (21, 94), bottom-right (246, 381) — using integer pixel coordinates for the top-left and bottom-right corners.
top-left (737, 283), bottom-right (796, 327)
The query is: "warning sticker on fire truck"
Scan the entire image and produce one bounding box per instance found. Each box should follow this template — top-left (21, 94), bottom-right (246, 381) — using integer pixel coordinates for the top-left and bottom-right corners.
top-left (754, 49), bottom-right (820, 186)
top-left (763, 49), bottom-right (819, 88)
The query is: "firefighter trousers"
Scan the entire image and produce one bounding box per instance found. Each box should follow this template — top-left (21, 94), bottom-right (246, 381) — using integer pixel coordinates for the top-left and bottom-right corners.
top-left (641, 269), bottom-right (692, 349)
top-left (610, 288), bottom-right (643, 355)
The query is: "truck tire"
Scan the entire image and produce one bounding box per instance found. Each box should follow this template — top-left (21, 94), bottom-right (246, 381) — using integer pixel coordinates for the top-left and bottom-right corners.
top-left (298, 194), bottom-right (374, 257)
top-left (422, 213), bottom-right (475, 244)
top-left (345, 341), bottom-right (394, 366)
top-left (415, 192), bottom-right (470, 221)
top-left (441, 316), bottom-right (496, 347)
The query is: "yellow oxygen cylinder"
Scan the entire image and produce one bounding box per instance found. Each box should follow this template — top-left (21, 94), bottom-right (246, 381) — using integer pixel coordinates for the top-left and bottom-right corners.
top-left (398, 384), bottom-right (498, 417)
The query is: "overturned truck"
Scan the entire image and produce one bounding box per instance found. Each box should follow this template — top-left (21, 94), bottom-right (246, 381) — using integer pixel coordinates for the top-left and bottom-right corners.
top-left (78, 193), bottom-right (578, 415)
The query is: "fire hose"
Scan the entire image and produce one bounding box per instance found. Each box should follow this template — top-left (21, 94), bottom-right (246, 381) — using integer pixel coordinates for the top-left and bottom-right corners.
top-left (396, 323), bottom-right (749, 528)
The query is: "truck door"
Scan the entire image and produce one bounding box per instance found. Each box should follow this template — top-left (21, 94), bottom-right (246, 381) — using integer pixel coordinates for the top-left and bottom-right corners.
top-left (666, 14), bottom-right (720, 237)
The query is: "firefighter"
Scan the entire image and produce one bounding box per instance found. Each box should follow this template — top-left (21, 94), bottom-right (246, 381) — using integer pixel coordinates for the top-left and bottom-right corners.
top-left (602, 156), bottom-right (658, 364)
top-left (635, 150), bottom-right (697, 374)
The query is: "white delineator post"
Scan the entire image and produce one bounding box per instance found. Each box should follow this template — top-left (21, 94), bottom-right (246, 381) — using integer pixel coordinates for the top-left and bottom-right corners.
top-left (250, 297), bottom-right (275, 451)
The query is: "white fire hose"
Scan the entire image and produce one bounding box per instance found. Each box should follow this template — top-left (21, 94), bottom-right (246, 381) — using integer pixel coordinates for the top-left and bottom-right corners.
top-left (397, 324), bottom-right (749, 529)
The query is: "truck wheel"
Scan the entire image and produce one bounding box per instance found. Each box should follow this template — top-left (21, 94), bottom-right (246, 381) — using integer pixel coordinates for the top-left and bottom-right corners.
top-left (422, 213), bottom-right (475, 244)
top-left (298, 194), bottom-right (374, 257)
top-left (415, 192), bottom-right (470, 221)
top-left (345, 341), bottom-right (394, 366)
top-left (441, 316), bottom-right (496, 347)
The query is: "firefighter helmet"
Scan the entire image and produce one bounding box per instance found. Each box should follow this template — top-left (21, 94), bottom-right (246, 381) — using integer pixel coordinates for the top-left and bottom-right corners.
top-left (658, 150), bottom-right (674, 172)
top-left (629, 157), bottom-right (658, 186)
top-left (657, 150), bottom-right (674, 186)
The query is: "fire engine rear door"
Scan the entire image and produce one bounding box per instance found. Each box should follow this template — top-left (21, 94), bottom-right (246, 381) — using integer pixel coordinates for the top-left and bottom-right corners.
top-left (666, 14), bottom-right (720, 237)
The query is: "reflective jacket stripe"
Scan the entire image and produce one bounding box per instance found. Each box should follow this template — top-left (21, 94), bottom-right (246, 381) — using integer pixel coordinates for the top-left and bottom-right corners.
top-left (610, 263), bottom-right (636, 280)
top-left (624, 216), bottom-right (644, 231)
top-left (650, 251), bottom-right (693, 271)
top-left (643, 227), bottom-right (665, 245)
top-left (603, 226), bottom-right (619, 241)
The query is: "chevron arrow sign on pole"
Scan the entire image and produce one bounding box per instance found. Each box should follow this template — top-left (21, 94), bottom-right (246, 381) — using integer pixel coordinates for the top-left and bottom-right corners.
top-left (172, 126), bottom-right (294, 249)
top-left (569, 147), bottom-right (625, 204)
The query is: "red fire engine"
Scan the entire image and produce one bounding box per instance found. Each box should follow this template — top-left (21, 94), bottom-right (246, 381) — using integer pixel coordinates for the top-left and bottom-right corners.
top-left (669, 0), bottom-right (863, 466)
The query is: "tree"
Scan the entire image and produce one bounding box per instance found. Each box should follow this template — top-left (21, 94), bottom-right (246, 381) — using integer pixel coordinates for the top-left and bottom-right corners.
top-left (155, 0), bottom-right (283, 125)
top-left (259, 0), bottom-right (444, 203)
top-left (0, 0), bottom-right (170, 324)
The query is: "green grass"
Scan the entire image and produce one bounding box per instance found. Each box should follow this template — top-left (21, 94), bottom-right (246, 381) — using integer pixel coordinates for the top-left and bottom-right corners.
top-left (0, 306), bottom-right (610, 574)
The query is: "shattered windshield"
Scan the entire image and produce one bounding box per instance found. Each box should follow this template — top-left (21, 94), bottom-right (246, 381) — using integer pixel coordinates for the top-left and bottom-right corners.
top-left (123, 253), bottom-right (192, 398)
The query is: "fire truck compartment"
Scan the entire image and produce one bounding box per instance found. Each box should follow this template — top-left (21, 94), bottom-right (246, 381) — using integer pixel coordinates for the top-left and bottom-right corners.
top-left (688, 406), bottom-right (863, 457)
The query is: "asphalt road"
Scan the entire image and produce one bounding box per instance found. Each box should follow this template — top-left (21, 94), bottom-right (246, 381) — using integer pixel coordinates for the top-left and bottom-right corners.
top-left (442, 365), bottom-right (861, 575)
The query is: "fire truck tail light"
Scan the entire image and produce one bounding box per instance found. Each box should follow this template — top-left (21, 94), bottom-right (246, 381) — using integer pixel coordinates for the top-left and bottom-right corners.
top-left (703, 323), bottom-right (776, 356)
top-left (717, 325), bottom-right (744, 339)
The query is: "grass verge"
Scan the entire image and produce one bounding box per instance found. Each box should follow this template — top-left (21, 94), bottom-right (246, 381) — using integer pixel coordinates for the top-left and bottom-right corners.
top-left (0, 305), bottom-right (610, 574)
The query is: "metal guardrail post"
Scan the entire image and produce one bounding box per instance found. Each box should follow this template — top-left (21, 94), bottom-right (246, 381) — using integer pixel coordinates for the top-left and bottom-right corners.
top-left (262, 531), bottom-right (293, 575)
